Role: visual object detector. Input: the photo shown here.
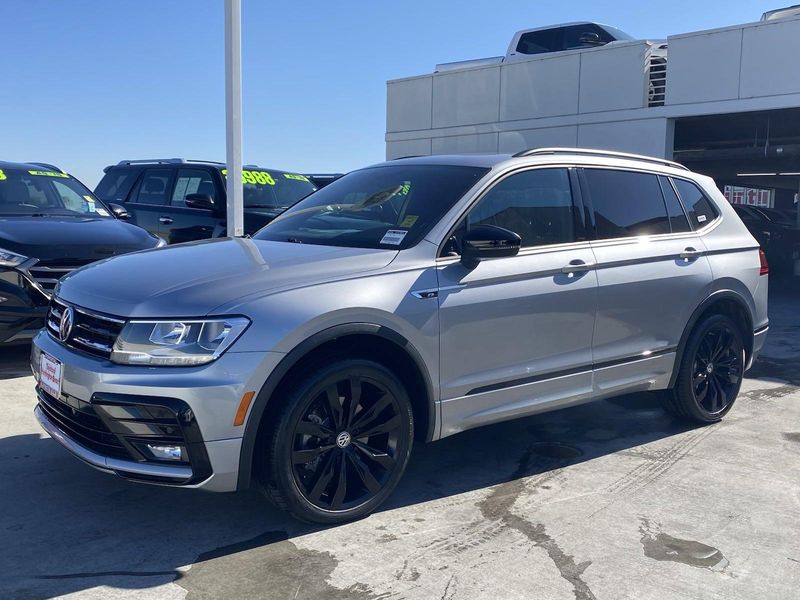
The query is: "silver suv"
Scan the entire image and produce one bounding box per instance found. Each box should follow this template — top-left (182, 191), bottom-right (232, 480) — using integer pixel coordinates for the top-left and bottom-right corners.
top-left (31, 148), bottom-right (769, 523)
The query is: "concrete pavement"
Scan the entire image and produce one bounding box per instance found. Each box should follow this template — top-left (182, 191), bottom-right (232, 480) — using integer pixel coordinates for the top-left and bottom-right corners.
top-left (1, 280), bottom-right (798, 600)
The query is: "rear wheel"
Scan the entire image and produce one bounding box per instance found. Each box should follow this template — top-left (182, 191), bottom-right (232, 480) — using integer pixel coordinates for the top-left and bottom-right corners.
top-left (259, 359), bottom-right (413, 523)
top-left (662, 314), bottom-right (745, 422)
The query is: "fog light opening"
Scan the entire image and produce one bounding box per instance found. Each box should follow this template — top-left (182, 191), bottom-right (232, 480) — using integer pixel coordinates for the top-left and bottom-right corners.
top-left (145, 443), bottom-right (186, 461)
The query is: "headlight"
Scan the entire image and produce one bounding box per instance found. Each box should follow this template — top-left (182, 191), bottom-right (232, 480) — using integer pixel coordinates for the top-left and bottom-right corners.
top-left (110, 317), bottom-right (249, 366)
top-left (0, 248), bottom-right (28, 268)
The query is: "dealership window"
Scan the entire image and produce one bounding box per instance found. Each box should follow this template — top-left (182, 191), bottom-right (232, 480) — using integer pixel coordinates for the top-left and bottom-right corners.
top-left (133, 169), bottom-right (171, 206)
top-left (461, 168), bottom-right (577, 248)
top-left (583, 169), bottom-right (670, 238)
top-left (172, 169), bottom-right (216, 207)
top-left (658, 176), bottom-right (691, 233)
top-left (672, 178), bottom-right (718, 229)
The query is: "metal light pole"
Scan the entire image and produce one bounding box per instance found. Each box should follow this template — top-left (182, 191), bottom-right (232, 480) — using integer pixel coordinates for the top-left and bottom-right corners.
top-left (225, 0), bottom-right (244, 237)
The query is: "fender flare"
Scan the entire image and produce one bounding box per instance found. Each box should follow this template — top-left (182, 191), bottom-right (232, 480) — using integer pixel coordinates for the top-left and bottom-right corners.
top-left (236, 323), bottom-right (436, 490)
top-left (668, 289), bottom-right (755, 388)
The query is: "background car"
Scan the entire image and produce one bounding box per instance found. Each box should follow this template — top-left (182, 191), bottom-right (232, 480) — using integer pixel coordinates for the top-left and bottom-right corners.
top-left (732, 204), bottom-right (800, 272)
top-left (94, 159), bottom-right (317, 244)
top-left (0, 161), bottom-right (163, 344)
top-left (305, 173), bottom-right (344, 189)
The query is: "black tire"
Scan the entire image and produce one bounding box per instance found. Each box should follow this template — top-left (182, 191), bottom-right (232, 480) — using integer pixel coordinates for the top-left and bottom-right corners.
top-left (259, 358), bottom-right (414, 524)
top-left (662, 314), bottom-right (745, 423)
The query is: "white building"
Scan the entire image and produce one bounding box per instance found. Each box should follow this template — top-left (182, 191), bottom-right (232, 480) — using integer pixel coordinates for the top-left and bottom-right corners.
top-left (385, 15), bottom-right (800, 211)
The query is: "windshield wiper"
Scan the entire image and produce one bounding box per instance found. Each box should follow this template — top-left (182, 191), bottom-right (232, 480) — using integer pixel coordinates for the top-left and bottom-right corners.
top-left (285, 237), bottom-right (304, 244)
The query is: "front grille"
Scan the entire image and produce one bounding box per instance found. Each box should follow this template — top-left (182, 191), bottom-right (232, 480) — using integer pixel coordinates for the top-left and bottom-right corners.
top-left (29, 259), bottom-right (96, 296)
top-left (37, 388), bottom-right (131, 460)
top-left (47, 298), bottom-right (126, 359)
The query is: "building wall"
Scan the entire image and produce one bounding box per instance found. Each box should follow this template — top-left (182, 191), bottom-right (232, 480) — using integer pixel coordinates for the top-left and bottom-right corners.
top-left (386, 16), bottom-right (800, 160)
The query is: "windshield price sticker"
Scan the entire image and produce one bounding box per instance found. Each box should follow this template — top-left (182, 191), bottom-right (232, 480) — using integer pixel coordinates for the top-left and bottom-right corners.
top-left (400, 215), bottom-right (418, 228)
top-left (284, 173), bottom-right (309, 182)
top-left (0, 170), bottom-right (5, 181)
top-left (221, 169), bottom-right (276, 186)
top-left (28, 170), bottom-right (69, 178)
top-left (380, 229), bottom-right (408, 246)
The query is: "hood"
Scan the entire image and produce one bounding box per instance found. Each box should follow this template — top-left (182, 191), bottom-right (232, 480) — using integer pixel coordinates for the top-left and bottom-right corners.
top-left (56, 238), bottom-right (398, 317)
top-left (0, 216), bottom-right (160, 261)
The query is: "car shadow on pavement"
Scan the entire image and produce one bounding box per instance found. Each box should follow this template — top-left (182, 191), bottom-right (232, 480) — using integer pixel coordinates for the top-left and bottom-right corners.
top-left (1, 389), bottom-right (708, 600)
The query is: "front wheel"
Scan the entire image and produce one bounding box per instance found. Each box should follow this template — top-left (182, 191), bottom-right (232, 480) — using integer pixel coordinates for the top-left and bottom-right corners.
top-left (662, 314), bottom-right (745, 423)
top-left (259, 359), bottom-right (413, 524)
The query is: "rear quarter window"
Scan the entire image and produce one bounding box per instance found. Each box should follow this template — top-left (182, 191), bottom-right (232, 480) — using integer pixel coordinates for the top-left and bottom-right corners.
top-left (672, 178), bottom-right (719, 229)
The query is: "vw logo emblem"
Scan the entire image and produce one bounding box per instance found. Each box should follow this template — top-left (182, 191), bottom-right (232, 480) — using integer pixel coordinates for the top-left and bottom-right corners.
top-left (336, 431), bottom-right (352, 449)
top-left (59, 306), bottom-right (74, 342)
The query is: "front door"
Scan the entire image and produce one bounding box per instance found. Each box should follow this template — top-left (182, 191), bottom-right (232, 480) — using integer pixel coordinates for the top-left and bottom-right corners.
top-left (437, 167), bottom-right (598, 436)
top-left (163, 168), bottom-right (224, 244)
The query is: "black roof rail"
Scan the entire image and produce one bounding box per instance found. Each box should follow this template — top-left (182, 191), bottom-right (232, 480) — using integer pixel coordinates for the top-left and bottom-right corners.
top-left (28, 162), bottom-right (64, 173)
top-left (512, 147), bottom-right (689, 171)
top-left (391, 155), bottom-right (422, 160)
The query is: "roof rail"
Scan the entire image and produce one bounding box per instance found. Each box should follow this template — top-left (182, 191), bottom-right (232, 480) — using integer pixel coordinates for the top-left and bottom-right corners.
top-left (116, 158), bottom-right (185, 166)
top-left (512, 147), bottom-right (689, 171)
top-left (28, 162), bottom-right (64, 173)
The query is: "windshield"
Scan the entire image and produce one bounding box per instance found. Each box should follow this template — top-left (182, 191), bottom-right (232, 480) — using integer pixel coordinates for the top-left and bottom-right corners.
top-left (221, 168), bottom-right (317, 209)
top-left (0, 168), bottom-right (111, 217)
top-left (255, 164), bottom-right (489, 249)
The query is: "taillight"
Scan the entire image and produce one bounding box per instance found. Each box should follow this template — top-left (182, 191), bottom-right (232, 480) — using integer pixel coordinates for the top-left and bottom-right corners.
top-left (759, 248), bottom-right (769, 276)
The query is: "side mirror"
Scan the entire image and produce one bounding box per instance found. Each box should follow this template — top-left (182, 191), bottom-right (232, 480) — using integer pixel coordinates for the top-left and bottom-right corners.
top-left (185, 193), bottom-right (216, 211)
top-left (109, 203), bottom-right (130, 220)
top-left (460, 225), bottom-right (521, 269)
top-left (578, 32), bottom-right (604, 46)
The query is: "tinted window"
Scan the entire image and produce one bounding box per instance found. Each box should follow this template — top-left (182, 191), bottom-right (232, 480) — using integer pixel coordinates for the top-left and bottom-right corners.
top-left (464, 168), bottom-right (577, 248)
top-left (172, 169), bottom-right (217, 207)
top-left (562, 24), bottom-right (614, 50)
top-left (133, 169), bottom-right (171, 206)
top-left (672, 178), bottom-right (718, 229)
top-left (584, 169), bottom-right (670, 238)
top-left (516, 28), bottom-right (561, 54)
top-left (0, 169), bottom-right (112, 217)
top-left (95, 169), bottom-right (136, 202)
top-left (658, 176), bottom-right (691, 233)
top-left (256, 165), bottom-right (489, 249)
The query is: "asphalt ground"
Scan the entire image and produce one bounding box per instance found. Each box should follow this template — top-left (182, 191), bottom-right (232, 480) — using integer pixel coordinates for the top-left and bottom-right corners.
top-left (1, 278), bottom-right (798, 600)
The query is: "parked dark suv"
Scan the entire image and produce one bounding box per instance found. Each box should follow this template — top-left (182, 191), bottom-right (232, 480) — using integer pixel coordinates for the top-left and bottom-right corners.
top-left (0, 161), bottom-right (163, 344)
top-left (94, 159), bottom-right (317, 244)
top-left (732, 204), bottom-right (800, 273)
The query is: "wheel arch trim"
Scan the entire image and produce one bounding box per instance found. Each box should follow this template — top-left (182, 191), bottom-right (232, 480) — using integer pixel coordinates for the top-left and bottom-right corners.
top-left (236, 322), bottom-right (436, 490)
top-left (668, 289), bottom-right (756, 388)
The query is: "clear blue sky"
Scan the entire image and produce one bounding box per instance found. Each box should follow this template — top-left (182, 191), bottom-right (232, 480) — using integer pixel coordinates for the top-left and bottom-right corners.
top-left (0, 0), bottom-right (779, 186)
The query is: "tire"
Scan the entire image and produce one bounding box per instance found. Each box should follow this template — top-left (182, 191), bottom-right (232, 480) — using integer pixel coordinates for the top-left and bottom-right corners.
top-left (258, 358), bottom-right (414, 524)
top-left (662, 314), bottom-right (745, 423)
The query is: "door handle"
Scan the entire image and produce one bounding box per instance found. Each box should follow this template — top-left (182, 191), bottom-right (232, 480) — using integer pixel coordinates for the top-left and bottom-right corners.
top-left (159, 216), bottom-right (174, 224)
top-left (561, 259), bottom-right (595, 274)
top-left (680, 247), bottom-right (702, 260)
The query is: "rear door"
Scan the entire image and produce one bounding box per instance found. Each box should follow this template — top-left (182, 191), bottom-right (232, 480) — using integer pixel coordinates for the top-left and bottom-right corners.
top-left (579, 168), bottom-right (713, 395)
top-left (162, 168), bottom-right (224, 244)
top-left (125, 168), bottom-right (175, 239)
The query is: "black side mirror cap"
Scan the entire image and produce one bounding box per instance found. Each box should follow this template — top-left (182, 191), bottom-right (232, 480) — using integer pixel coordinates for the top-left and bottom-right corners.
top-left (108, 203), bottom-right (130, 220)
top-left (184, 193), bottom-right (216, 211)
top-left (460, 224), bottom-right (521, 269)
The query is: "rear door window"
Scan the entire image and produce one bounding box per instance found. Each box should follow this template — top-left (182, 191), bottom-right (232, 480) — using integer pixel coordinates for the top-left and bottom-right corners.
top-left (671, 178), bottom-right (719, 229)
top-left (171, 169), bottom-right (217, 207)
top-left (658, 176), bottom-right (691, 233)
top-left (582, 169), bottom-right (670, 238)
top-left (132, 169), bottom-right (172, 206)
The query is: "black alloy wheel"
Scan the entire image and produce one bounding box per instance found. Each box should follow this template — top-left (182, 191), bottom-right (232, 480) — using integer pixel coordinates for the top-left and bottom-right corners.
top-left (690, 322), bottom-right (743, 415)
top-left (662, 313), bottom-right (745, 423)
top-left (261, 359), bottom-right (413, 523)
